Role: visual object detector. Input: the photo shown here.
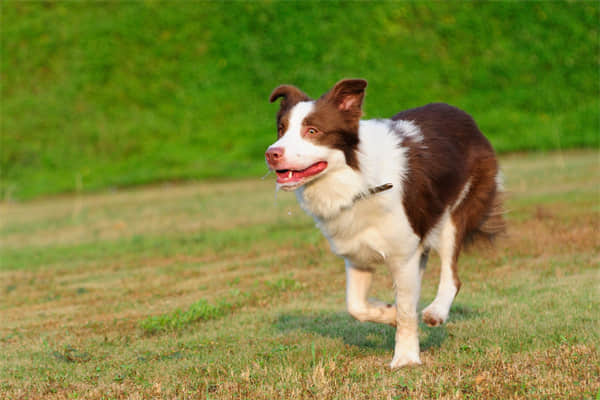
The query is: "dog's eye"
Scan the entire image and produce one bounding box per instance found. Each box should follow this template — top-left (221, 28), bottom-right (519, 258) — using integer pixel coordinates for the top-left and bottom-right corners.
top-left (307, 128), bottom-right (317, 135)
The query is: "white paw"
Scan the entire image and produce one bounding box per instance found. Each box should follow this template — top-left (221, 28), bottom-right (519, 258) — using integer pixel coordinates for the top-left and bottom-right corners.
top-left (370, 299), bottom-right (397, 326)
top-left (389, 353), bottom-right (421, 369)
top-left (422, 303), bottom-right (448, 327)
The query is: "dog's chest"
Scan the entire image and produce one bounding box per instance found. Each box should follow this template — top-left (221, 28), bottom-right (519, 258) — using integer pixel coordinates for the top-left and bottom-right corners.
top-left (314, 198), bottom-right (404, 267)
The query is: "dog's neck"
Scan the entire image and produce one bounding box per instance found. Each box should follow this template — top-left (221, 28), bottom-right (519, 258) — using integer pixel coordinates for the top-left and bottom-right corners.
top-left (351, 183), bottom-right (394, 204)
top-left (295, 166), bottom-right (392, 220)
top-left (295, 166), bottom-right (361, 220)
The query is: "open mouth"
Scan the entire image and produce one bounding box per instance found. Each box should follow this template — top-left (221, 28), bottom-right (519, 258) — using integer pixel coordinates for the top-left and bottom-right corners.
top-left (275, 161), bottom-right (328, 185)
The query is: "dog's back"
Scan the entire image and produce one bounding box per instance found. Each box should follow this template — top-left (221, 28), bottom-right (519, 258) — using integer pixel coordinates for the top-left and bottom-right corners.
top-left (393, 103), bottom-right (505, 248)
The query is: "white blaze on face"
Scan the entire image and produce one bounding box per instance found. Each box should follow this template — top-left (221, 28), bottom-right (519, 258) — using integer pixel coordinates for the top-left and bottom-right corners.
top-left (268, 101), bottom-right (329, 170)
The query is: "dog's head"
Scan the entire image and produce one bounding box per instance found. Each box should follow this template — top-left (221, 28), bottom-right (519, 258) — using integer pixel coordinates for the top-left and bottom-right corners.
top-left (265, 79), bottom-right (367, 191)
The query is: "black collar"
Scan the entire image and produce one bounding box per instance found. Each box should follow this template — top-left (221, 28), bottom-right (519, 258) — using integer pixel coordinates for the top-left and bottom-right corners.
top-left (352, 183), bottom-right (394, 203)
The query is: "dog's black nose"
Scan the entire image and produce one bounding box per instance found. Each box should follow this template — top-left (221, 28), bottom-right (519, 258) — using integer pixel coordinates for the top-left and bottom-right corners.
top-left (265, 147), bottom-right (284, 166)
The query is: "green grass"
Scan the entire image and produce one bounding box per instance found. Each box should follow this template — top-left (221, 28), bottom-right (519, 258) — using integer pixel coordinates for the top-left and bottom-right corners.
top-left (2, 2), bottom-right (599, 200)
top-left (139, 298), bottom-right (235, 334)
top-left (0, 151), bottom-right (598, 399)
top-left (139, 277), bottom-right (302, 334)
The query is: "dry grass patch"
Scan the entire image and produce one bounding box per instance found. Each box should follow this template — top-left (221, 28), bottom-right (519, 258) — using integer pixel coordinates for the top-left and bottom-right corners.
top-left (0, 151), bottom-right (598, 399)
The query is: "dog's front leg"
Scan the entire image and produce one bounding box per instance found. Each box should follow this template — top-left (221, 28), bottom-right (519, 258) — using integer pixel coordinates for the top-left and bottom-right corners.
top-left (389, 250), bottom-right (423, 368)
top-left (345, 260), bottom-right (396, 326)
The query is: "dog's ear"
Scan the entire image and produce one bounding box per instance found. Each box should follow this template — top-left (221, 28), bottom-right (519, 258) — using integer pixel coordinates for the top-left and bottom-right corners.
top-left (326, 79), bottom-right (367, 116)
top-left (269, 85), bottom-right (310, 111)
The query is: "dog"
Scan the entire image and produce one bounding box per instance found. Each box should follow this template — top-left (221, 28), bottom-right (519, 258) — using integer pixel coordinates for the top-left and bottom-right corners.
top-left (264, 79), bottom-right (505, 368)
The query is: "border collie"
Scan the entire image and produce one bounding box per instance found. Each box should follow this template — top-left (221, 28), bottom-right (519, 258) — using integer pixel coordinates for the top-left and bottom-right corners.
top-left (265, 79), bottom-right (505, 368)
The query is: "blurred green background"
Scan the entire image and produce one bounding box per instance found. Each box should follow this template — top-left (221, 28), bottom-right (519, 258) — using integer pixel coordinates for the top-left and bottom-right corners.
top-left (2, 1), bottom-right (598, 200)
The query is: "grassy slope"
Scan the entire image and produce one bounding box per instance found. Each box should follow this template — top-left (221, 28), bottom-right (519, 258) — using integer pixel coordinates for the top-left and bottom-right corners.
top-left (0, 151), bottom-right (598, 399)
top-left (2, 2), bottom-right (599, 200)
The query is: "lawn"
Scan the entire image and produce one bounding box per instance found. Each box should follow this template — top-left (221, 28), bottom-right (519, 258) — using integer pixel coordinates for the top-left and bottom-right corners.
top-left (0, 150), bottom-right (598, 399)
top-left (2, 2), bottom-right (599, 200)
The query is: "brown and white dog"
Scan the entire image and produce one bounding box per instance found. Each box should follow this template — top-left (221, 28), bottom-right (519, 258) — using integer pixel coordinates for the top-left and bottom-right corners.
top-left (265, 79), bottom-right (505, 368)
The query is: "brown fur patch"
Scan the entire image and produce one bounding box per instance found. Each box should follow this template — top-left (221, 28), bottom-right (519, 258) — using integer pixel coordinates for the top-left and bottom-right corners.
top-left (269, 85), bottom-right (311, 137)
top-left (302, 99), bottom-right (360, 169)
top-left (393, 103), bottom-right (505, 244)
top-left (394, 103), bottom-right (505, 289)
top-left (268, 80), bottom-right (367, 169)
top-left (299, 79), bottom-right (367, 169)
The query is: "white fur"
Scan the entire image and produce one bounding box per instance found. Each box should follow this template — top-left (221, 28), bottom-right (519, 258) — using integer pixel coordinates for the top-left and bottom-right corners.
top-left (422, 211), bottom-right (458, 326)
top-left (268, 101), bottom-right (351, 191)
top-left (298, 119), bottom-right (420, 266)
top-left (345, 261), bottom-right (396, 325)
top-left (389, 249), bottom-right (424, 368)
top-left (451, 178), bottom-right (472, 212)
top-left (268, 102), bottom-right (321, 170)
top-left (294, 118), bottom-right (425, 367)
top-left (392, 119), bottom-right (423, 142)
top-left (422, 177), bottom-right (473, 323)
top-left (357, 120), bottom-right (409, 197)
top-left (495, 170), bottom-right (505, 192)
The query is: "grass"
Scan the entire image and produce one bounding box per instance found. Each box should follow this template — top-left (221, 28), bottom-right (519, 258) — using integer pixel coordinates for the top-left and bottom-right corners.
top-left (139, 276), bottom-right (302, 334)
top-left (139, 298), bottom-right (235, 335)
top-left (2, 2), bottom-right (599, 200)
top-left (0, 150), bottom-right (598, 399)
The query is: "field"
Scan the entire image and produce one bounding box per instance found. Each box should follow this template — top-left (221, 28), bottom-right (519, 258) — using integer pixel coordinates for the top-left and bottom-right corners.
top-left (0, 150), bottom-right (598, 399)
top-left (2, 2), bottom-right (599, 200)
top-left (2, 1), bottom-right (598, 398)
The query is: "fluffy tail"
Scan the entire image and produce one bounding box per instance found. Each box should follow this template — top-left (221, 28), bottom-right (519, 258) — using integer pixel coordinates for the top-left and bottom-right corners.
top-left (464, 183), bottom-right (507, 247)
top-left (478, 190), bottom-right (506, 239)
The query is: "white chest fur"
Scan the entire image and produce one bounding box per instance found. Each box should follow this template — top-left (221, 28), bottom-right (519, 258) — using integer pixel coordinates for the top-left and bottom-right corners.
top-left (294, 119), bottom-right (421, 268)
top-left (298, 185), bottom-right (418, 268)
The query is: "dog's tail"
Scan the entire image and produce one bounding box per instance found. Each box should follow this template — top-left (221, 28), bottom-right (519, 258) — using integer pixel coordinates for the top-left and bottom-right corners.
top-left (464, 173), bottom-right (507, 247)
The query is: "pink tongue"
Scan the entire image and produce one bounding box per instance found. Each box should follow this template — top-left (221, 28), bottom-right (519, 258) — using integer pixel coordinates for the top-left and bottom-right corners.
top-left (277, 162), bottom-right (327, 183)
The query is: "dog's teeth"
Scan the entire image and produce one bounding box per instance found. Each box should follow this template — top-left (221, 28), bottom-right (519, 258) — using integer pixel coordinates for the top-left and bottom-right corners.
top-left (288, 171), bottom-right (293, 179)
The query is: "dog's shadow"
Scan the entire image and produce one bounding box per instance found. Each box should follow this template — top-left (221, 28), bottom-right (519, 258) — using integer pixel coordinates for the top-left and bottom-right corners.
top-left (274, 303), bottom-right (478, 351)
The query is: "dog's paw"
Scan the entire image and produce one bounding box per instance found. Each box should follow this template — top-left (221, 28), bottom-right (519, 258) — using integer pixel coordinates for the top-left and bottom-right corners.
top-left (369, 299), bottom-right (397, 326)
top-left (389, 353), bottom-right (421, 369)
top-left (422, 304), bottom-right (448, 327)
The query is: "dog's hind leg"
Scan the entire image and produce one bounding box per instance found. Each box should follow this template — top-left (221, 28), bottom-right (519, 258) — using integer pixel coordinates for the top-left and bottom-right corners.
top-left (422, 216), bottom-right (461, 327)
top-left (345, 260), bottom-right (396, 326)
